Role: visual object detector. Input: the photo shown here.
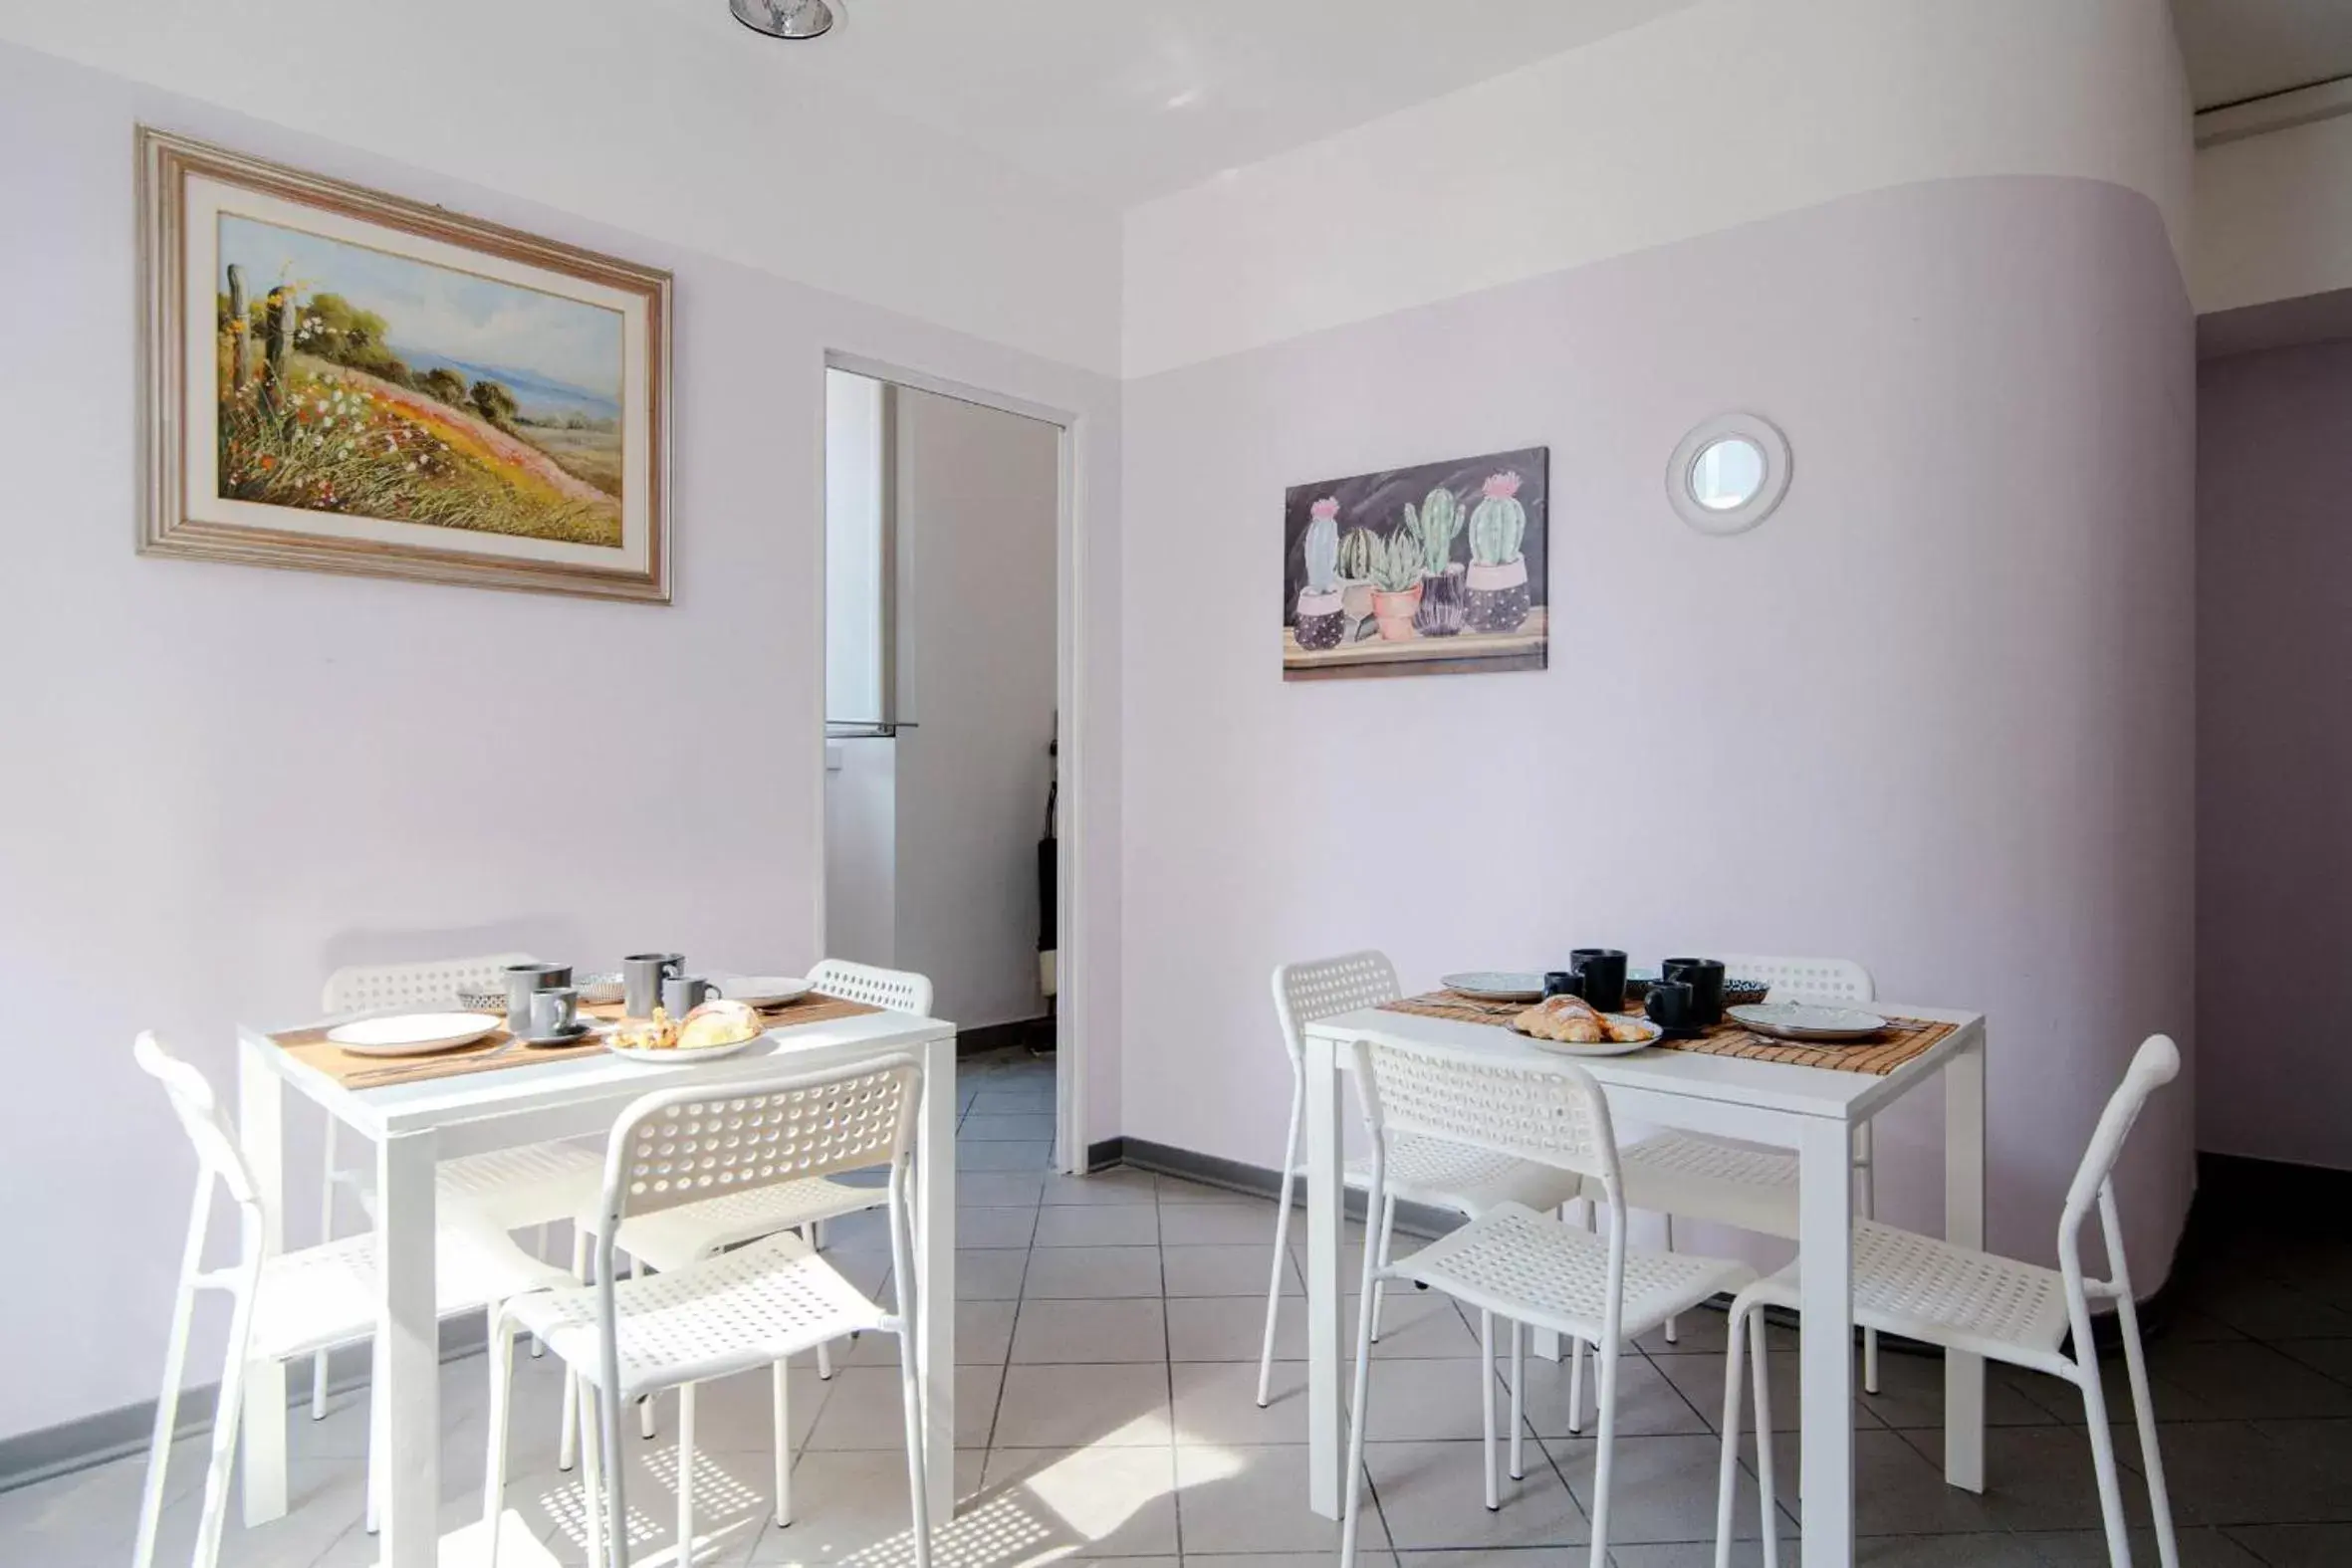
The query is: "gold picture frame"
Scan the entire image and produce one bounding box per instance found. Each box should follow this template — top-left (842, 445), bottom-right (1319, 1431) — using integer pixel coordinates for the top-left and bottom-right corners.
top-left (136, 127), bottom-right (672, 602)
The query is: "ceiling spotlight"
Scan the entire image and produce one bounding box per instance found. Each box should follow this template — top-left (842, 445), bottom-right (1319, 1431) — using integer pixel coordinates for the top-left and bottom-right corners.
top-left (731, 0), bottom-right (833, 40)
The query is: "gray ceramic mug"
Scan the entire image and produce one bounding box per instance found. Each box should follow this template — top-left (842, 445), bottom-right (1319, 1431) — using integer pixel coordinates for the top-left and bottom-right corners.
top-left (622, 953), bottom-right (684, 1016)
top-left (526, 987), bottom-right (580, 1040)
top-left (503, 963), bottom-right (573, 1033)
top-left (661, 975), bottom-right (723, 1016)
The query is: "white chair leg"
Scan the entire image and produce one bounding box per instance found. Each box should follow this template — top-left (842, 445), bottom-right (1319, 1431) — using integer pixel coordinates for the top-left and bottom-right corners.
top-left (1587, 1329), bottom-right (1622, 1568)
top-left (1751, 1311), bottom-right (1779, 1568)
top-left (1259, 1091), bottom-right (1302, 1408)
top-left (314, 1123), bottom-right (338, 1419)
top-left (2115, 1296), bottom-right (2181, 1568)
top-left (1857, 1122), bottom-right (1879, 1395)
top-left (191, 1289), bottom-right (259, 1568)
top-left (1712, 1301), bottom-right (1750, 1568)
top-left (1567, 1337), bottom-right (1586, 1435)
top-left (1509, 1318), bottom-right (1526, 1480)
top-left (484, 1317), bottom-right (516, 1568)
top-left (531, 1225), bottom-right (551, 1357)
top-left (677, 1382), bottom-right (697, 1568)
top-left (132, 1258), bottom-right (201, 1568)
top-left (578, 1378), bottom-right (608, 1568)
top-left (560, 1229), bottom-right (589, 1472)
top-left (1662, 1213), bottom-right (1679, 1344)
top-left (1479, 1309), bottom-right (1500, 1510)
top-left (2077, 1353), bottom-right (2137, 1568)
top-left (364, 1336), bottom-right (387, 1535)
top-left (773, 1360), bottom-right (794, 1526)
top-left (1337, 1271), bottom-right (1380, 1568)
top-left (817, 1337), bottom-right (834, 1381)
top-left (896, 1331), bottom-right (934, 1568)
top-left (633, 1254), bottom-right (658, 1440)
top-left (1369, 1191), bottom-right (1399, 1344)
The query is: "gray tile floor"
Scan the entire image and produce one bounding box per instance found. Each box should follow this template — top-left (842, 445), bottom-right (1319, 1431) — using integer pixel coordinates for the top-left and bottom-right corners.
top-left (9, 1047), bottom-right (2350, 1567)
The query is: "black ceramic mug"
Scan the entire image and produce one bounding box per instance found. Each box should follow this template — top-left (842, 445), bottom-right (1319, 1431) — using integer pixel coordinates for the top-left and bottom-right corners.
top-left (1542, 970), bottom-right (1582, 1000)
top-left (1572, 949), bottom-right (1629, 1012)
top-left (1645, 979), bottom-right (1698, 1031)
top-left (1662, 958), bottom-right (1726, 1025)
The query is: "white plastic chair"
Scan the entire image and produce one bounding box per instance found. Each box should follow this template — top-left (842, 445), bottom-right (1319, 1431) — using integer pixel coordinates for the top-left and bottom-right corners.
top-left (1576, 957), bottom-right (1883, 1394)
top-left (1713, 1033), bottom-right (2183, 1568)
top-left (556, 958), bottom-right (934, 1463)
top-left (1259, 953), bottom-right (1586, 1407)
top-left (1336, 1033), bottom-right (1754, 1568)
top-left (487, 1055), bottom-right (934, 1568)
top-left (129, 1034), bottom-right (567, 1568)
top-left (312, 955), bottom-right (604, 1414)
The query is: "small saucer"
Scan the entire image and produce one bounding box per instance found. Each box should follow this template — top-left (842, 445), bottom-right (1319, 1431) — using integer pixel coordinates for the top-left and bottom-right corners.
top-left (516, 1021), bottom-right (595, 1047)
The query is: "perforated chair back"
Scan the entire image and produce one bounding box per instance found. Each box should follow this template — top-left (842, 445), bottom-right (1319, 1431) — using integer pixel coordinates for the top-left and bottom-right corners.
top-left (1272, 951), bottom-right (1402, 1067)
top-left (806, 960), bottom-right (934, 1017)
top-left (321, 953), bottom-right (536, 1013)
top-left (134, 1032), bottom-right (260, 1209)
top-left (596, 1055), bottom-right (924, 1228)
top-left (1715, 954), bottom-right (1875, 1005)
top-left (1349, 1035), bottom-right (1623, 1198)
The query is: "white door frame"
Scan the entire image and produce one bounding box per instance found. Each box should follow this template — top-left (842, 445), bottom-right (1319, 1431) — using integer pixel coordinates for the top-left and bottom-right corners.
top-left (817, 349), bottom-right (1091, 1176)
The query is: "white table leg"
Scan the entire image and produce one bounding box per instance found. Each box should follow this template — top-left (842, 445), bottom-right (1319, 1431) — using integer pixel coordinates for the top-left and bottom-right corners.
top-left (1944, 1035), bottom-right (1987, 1492)
top-left (917, 1035), bottom-right (958, 1518)
top-left (377, 1128), bottom-right (440, 1568)
top-left (1302, 1032), bottom-right (1346, 1519)
top-left (235, 1037), bottom-right (288, 1526)
top-left (1797, 1116), bottom-right (1854, 1568)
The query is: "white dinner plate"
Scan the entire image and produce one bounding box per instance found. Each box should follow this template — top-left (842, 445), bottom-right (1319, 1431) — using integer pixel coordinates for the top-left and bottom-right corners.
top-left (1514, 1014), bottom-right (1663, 1056)
top-left (604, 1034), bottom-right (764, 1065)
top-left (1728, 1003), bottom-right (1888, 1042)
top-left (1442, 972), bottom-right (1546, 1003)
top-left (326, 1012), bottom-right (503, 1057)
top-left (715, 975), bottom-right (814, 1008)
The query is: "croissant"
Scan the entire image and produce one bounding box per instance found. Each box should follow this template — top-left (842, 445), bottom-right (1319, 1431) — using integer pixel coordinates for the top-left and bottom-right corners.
top-left (1514, 995), bottom-right (1605, 1043)
top-left (679, 998), bottom-right (761, 1050)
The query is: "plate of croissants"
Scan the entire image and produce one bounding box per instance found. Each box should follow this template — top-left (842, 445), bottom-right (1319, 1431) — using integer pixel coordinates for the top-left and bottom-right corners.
top-left (606, 999), bottom-right (768, 1063)
top-left (1510, 995), bottom-right (1663, 1055)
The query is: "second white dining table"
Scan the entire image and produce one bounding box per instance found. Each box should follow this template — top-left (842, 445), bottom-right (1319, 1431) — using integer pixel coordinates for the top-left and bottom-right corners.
top-left (235, 1004), bottom-right (959, 1568)
top-left (1297, 998), bottom-right (1988, 1568)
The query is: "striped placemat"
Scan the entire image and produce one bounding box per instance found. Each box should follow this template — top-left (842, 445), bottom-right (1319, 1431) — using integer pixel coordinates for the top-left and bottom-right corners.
top-left (274, 994), bottom-right (883, 1090)
top-left (1377, 991), bottom-right (1958, 1076)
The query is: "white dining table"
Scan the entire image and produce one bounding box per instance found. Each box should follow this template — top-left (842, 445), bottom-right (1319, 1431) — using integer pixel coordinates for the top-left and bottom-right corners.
top-left (234, 1007), bottom-right (959, 1568)
top-left (1298, 1001), bottom-right (1987, 1568)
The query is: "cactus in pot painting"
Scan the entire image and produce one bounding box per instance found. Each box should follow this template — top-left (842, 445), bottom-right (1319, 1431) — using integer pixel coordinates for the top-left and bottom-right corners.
top-left (1292, 499), bottom-right (1347, 650)
top-left (1282, 445), bottom-right (1545, 680)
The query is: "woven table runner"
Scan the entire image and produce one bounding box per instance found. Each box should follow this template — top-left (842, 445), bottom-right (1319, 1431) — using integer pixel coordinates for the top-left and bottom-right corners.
top-left (1377, 991), bottom-right (1958, 1077)
top-left (274, 994), bottom-right (883, 1091)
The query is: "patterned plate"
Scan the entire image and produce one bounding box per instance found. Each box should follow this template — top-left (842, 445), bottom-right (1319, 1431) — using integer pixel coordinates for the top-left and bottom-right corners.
top-left (1441, 972), bottom-right (1546, 1003)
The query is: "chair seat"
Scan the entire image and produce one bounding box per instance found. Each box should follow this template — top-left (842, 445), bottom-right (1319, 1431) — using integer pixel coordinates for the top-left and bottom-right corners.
top-left (1741, 1219), bottom-right (2074, 1368)
top-left (1615, 1132), bottom-right (1801, 1240)
top-left (1391, 1201), bottom-right (1754, 1343)
top-left (1318, 1134), bottom-right (1584, 1220)
top-left (577, 1172), bottom-right (889, 1274)
top-left (509, 1231), bottom-right (891, 1399)
top-left (246, 1223), bottom-right (573, 1362)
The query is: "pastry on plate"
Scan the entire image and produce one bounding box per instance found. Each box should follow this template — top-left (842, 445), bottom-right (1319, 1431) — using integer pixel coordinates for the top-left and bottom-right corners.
top-left (1514, 994), bottom-right (1606, 1044)
top-left (611, 1008), bottom-right (680, 1051)
top-left (678, 998), bottom-right (761, 1050)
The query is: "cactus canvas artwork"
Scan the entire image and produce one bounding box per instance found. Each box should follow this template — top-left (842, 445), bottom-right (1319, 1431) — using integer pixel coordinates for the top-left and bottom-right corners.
top-left (1282, 446), bottom-right (1547, 680)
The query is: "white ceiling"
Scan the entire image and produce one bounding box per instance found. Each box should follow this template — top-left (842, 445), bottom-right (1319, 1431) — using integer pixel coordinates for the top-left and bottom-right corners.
top-left (2174, 0), bottom-right (2352, 111)
top-left (706, 0), bottom-right (1706, 204)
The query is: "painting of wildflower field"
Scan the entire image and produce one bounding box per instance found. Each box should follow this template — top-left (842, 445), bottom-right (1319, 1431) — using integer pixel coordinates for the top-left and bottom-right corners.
top-left (1282, 446), bottom-right (1548, 680)
top-left (140, 130), bottom-right (671, 601)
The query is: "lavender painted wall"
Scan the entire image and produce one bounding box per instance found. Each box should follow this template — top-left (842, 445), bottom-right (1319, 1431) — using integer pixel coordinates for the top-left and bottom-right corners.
top-left (0, 40), bottom-right (1123, 1442)
top-left (2198, 337), bottom-right (2352, 1173)
top-left (1122, 176), bottom-right (2197, 1275)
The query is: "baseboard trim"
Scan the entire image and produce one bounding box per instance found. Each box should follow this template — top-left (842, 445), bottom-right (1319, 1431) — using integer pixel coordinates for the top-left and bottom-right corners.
top-left (1085, 1135), bottom-right (1126, 1173)
top-left (1118, 1136), bottom-right (1462, 1238)
top-left (0, 1314), bottom-right (488, 1497)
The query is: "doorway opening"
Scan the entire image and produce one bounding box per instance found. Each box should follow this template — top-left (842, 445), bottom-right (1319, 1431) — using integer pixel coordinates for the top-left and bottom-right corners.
top-left (819, 359), bottom-right (1081, 1171)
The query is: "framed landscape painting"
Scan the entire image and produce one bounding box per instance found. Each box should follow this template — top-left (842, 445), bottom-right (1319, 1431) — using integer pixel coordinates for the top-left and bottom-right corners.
top-left (137, 128), bottom-right (671, 602)
top-left (1283, 445), bottom-right (1548, 679)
